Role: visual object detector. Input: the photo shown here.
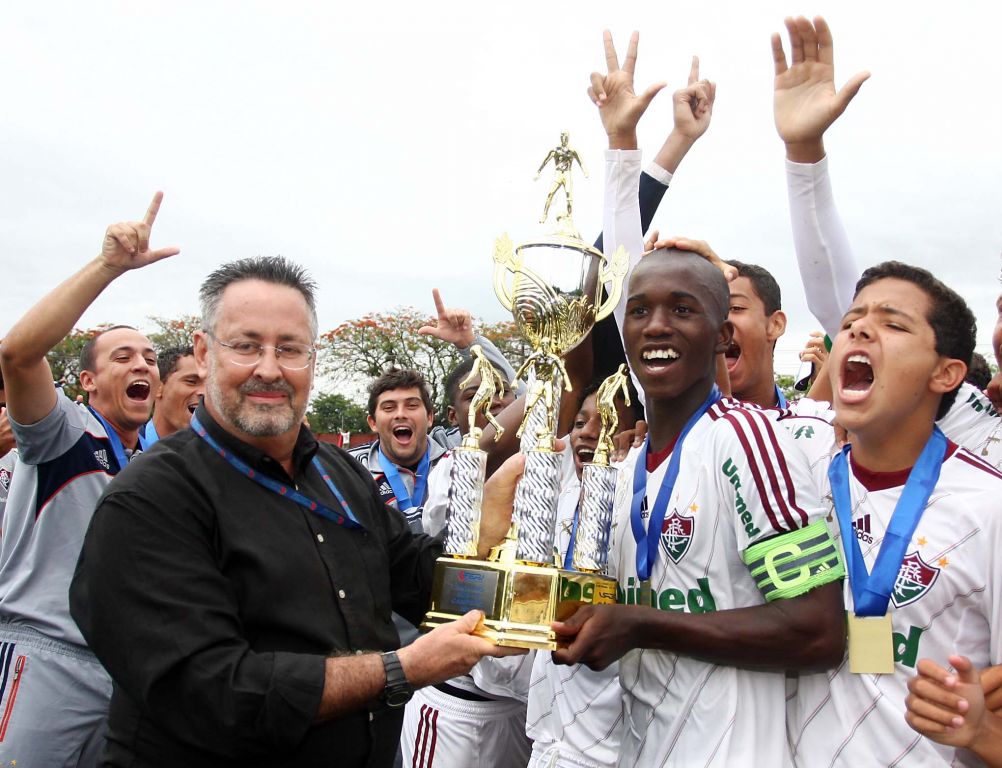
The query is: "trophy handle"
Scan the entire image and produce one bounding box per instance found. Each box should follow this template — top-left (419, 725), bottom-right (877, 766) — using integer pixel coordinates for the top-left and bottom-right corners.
top-left (594, 245), bottom-right (630, 322)
top-left (493, 234), bottom-right (516, 312)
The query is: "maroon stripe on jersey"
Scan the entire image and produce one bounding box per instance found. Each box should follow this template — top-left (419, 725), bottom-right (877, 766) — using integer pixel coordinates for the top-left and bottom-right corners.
top-left (747, 409), bottom-right (809, 527)
top-left (720, 412), bottom-right (787, 533)
top-left (413, 704), bottom-right (429, 768)
top-left (427, 707), bottom-right (440, 765)
top-left (734, 408), bottom-right (806, 529)
top-left (956, 450), bottom-right (1002, 480)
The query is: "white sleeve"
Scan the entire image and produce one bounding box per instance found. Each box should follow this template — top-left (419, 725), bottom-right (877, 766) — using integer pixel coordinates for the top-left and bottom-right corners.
top-left (786, 155), bottom-right (860, 337)
top-left (421, 455), bottom-right (452, 537)
top-left (604, 148), bottom-right (646, 405)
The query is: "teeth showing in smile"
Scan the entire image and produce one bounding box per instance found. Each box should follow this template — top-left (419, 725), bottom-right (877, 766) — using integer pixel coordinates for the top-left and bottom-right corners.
top-left (642, 348), bottom-right (679, 361)
top-left (847, 354), bottom-right (870, 365)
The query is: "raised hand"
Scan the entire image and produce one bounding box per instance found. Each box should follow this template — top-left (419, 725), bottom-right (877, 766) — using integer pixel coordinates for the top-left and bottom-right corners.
top-left (417, 288), bottom-right (476, 349)
top-left (772, 16), bottom-right (869, 161)
top-left (100, 191), bottom-right (180, 273)
top-left (587, 30), bottom-right (667, 149)
top-left (671, 56), bottom-right (715, 143)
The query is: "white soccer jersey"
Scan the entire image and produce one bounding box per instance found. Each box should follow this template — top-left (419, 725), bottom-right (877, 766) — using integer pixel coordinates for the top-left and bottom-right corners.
top-left (525, 465), bottom-right (624, 768)
top-left (610, 398), bottom-right (833, 768)
top-left (936, 381), bottom-right (1002, 470)
top-left (0, 395), bottom-right (127, 646)
top-left (790, 438), bottom-right (1002, 767)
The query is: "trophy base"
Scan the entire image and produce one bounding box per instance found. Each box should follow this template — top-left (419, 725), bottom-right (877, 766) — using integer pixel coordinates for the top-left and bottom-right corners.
top-left (421, 556), bottom-right (617, 650)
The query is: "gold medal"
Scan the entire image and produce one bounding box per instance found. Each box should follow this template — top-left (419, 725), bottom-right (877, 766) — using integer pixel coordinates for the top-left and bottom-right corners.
top-left (637, 579), bottom-right (653, 607)
top-left (847, 614), bottom-right (895, 674)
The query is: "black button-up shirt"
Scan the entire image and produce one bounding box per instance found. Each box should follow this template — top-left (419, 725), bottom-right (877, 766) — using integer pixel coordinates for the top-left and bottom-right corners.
top-left (70, 404), bottom-right (442, 767)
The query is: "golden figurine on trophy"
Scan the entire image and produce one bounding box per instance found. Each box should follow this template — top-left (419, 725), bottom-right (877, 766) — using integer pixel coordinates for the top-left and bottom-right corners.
top-left (422, 135), bottom-right (628, 650)
top-left (534, 131), bottom-right (588, 234)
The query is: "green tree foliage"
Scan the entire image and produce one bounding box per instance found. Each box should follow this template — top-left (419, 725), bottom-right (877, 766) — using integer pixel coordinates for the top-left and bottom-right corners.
top-left (307, 392), bottom-right (370, 435)
top-left (318, 307), bottom-right (526, 421)
top-left (775, 373), bottom-right (799, 404)
top-left (146, 314), bottom-right (200, 351)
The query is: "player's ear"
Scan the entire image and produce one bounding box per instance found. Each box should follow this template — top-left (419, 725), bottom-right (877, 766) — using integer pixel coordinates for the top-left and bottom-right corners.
top-left (766, 310), bottom-right (787, 344)
top-left (715, 319), bottom-right (734, 354)
top-left (929, 357), bottom-right (967, 396)
top-left (447, 405), bottom-right (458, 427)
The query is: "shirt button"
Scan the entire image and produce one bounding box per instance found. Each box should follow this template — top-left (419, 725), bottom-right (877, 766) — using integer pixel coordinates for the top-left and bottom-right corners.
top-left (338, 589), bottom-right (347, 599)
top-left (317, 534), bottom-right (325, 543)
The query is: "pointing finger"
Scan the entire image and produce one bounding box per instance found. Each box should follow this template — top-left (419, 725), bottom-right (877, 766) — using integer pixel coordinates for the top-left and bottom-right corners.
top-left (143, 191), bottom-right (164, 227)
top-left (688, 55), bottom-right (699, 85)
top-left (603, 30), bottom-right (619, 72)
top-left (432, 288), bottom-right (447, 316)
top-left (622, 31), bottom-right (639, 75)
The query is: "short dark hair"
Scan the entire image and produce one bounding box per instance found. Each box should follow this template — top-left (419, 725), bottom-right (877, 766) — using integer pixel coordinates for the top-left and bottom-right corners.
top-left (854, 261), bottom-right (976, 420)
top-left (725, 260), bottom-right (782, 315)
top-left (78, 325), bottom-right (139, 373)
top-left (199, 256), bottom-right (318, 338)
top-left (157, 346), bottom-right (195, 382)
top-left (367, 368), bottom-right (433, 416)
top-left (966, 352), bottom-right (992, 391)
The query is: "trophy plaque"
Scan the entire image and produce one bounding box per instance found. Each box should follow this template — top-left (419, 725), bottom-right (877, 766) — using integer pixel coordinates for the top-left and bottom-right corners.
top-left (422, 135), bottom-right (627, 650)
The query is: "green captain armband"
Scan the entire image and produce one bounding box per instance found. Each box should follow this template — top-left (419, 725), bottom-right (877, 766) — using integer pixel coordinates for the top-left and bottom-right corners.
top-left (742, 521), bottom-right (844, 602)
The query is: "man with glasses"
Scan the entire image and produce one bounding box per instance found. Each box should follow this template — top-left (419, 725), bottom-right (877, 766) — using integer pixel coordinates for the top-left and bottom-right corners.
top-left (0, 194), bottom-right (174, 767)
top-left (70, 256), bottom-right (521, 768)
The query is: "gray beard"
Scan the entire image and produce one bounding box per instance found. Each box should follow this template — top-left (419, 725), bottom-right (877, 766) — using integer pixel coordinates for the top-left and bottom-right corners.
top-left (206, 355), bottom-right (305, 438)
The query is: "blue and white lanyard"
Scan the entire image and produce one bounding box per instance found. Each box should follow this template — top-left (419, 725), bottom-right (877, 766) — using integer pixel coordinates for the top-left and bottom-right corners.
top-left (191, 414), bottom-right (363, 529)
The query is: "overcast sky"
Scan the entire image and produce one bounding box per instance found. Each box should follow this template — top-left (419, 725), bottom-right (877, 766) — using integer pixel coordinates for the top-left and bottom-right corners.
top-left (2, 0), bottom-right (999, 377)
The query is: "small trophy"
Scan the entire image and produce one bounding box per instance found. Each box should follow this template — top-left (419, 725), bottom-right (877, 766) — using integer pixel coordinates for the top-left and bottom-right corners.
top-left (570, 365), bottom-right (630, 575)
top-left (422, 135), bottom-right (627, 649)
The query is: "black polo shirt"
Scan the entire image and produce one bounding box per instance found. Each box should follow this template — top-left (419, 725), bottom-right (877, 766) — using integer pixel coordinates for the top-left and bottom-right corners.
top-left (70, 404), bottom-right (442, 767)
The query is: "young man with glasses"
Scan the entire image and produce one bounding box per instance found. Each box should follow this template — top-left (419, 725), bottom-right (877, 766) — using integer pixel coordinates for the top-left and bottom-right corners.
top-left (0, 193), bottom-right (175, 767)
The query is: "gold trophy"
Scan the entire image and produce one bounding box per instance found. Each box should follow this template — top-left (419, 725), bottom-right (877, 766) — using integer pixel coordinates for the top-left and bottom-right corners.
top-left (422, 134), bottom-right (627, 649)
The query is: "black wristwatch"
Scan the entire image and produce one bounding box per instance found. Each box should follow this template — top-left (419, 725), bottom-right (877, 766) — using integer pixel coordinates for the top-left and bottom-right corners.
top-left (379, 651), bottom-right (413, 708)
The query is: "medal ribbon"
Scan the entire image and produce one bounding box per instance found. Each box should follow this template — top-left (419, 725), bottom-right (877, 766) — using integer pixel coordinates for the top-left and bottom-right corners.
top-left (378, 445), bottom-right (430, 511)
top-left (191, 414), bottom-right (363, 529)
top-left (89, 406), bottom-right (151, 471)
top-left (774, 384), bottom-right (787, 409)
top-left (828, 426), bottom-right (947, 617)
top-left (630, 386), bottom-right (721, 581)
top-left (563, 502), bottom-right (581, 570)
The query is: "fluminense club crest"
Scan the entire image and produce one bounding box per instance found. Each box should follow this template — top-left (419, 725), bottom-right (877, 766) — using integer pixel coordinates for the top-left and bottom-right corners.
top-left (891, 551), bottom-right (940, 608)
top-left (661, 510), bottom-right (694, 564)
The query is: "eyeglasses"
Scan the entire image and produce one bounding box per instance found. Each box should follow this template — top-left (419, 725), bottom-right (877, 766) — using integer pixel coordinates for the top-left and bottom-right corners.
top-left (209, 333), bottom-right (315, 370)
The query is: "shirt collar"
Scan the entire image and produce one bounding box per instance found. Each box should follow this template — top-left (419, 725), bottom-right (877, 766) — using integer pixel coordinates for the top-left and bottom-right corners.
top-left (193, 403), bottom-right (319, 481)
